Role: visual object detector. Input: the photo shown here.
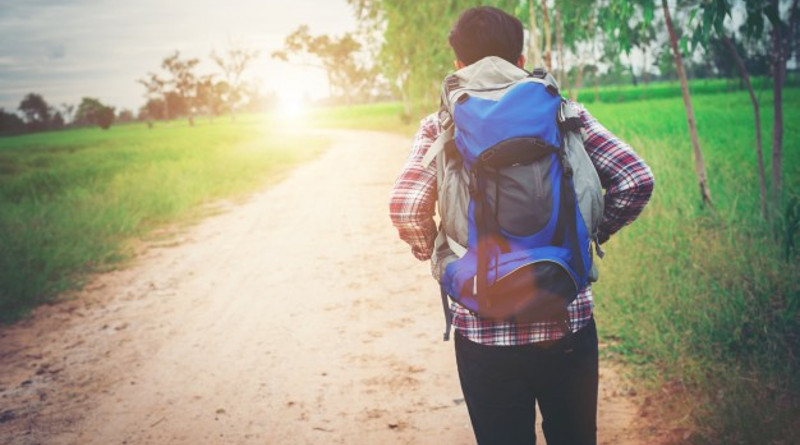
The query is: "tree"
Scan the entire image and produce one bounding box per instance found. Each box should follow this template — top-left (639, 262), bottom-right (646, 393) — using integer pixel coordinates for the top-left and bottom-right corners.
top-left (655, 44), bottom-right (677, 80)
top-left (194, 78), bottom-right (228, 121)
top-left (18, 93), bottom-right (50, 132)
top-left (756, 0), bottom-right (799, 221)
top-left (96, 107), bottom-right (114, 130)
top-left (161, 51), bottom-right (200, 126)
top-left (708, 36), bottom-right (741, 80)
top-left (692, 0), bottom-right (799, 222)
top-left (540, 0), bottom-right (554, 71)
top-left (211, 44), bottom-right (259, 120)
top-left (347, 1), bottom-right (519, 116)
top-left (137, 72), bottom-right (168, 125)
top-left (720, 34), bottom-right (768, 220)
top-left (50, 111), bottom-right (65, 130)
top-left (272, 25), bottom-right (377, 105)
top-left (164, 91), bottom-right (188, 118)
top-left (74, 97), bottom-right (115, 130)
top-left (554, 0), bottom-right (601, 98)
top-left (661, 0), bottom-right (713, 207)
top-left (527, 0), bottom-right (544, 67)
top-left (0, 108), bottom-right (26, 135)
top-left (60, 103), bottom-right (75, 126)
top-left (117, 109), bottom-right (136, 123)
top-left (139, 98), bottom-right (166, 126)
top-left (602, 0), bottom-right (713, 207)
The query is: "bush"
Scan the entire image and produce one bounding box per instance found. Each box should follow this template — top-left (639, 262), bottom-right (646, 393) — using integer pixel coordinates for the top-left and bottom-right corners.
top-left (96, 107), bottom-right (114, 130)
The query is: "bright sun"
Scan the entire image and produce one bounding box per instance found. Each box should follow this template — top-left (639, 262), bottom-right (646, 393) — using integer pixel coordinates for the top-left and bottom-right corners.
top-left (278, 92), bottom-right (307, 119)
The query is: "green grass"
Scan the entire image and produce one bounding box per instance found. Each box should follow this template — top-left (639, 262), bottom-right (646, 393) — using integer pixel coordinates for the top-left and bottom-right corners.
top-left (0, 114), bottom-right (326, 322)
top-left (309, 101), bottom-right (418, 136)
top-left (572, 76), bottom-right (789, 104)
top-left (320, 88), bottom-right (800, 444)
top-left (587, 90), bottom-right (800, 444)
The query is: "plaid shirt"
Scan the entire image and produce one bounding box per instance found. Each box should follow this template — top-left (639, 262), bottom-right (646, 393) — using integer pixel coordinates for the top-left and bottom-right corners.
top-left (390, 105), bottom-right (654, 346)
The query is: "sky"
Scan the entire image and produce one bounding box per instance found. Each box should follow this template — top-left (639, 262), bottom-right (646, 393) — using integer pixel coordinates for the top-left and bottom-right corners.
top-left (0, 0), bottom-right (358, 114)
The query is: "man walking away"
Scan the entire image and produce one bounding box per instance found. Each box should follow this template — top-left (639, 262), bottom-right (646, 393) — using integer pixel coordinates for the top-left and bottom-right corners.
top-left (390, 6), bottom-right (654, 445)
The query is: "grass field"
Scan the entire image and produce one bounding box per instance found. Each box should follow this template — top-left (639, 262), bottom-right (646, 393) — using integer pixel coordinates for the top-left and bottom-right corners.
top-left (315, 87), bottom-right (800, 444)
top-left (573, 75), bottom-right (798, 104)
top-left (0, 115), bottom-right (326, 322)
top-left (587, 90), bottom-right (800, 444)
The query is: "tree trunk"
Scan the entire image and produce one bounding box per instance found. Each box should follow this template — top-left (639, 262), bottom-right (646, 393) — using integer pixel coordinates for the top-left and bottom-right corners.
top-left (662, 0), bottom-right (713, 208)
top-left (641, 49), bottom-right (648, 100)
top-left (594, 71), bottom-right (599, 102)
top-left (770, 21), bottom-right (785, 221)
top-left (529, 0), bottom-right (543, 68)
top-left (723, 35), bottom-right (767, 221)
top-left (571, 62), bottom-right (584, 101)
top-left (768, 0), bottom-right (799, 220)
top-left (642, 48), bottom-right (649, 87)
top-left (570, 11), bottom-right (594, 101)
top-left (556, 6), bottom-right (565, 88)
top-left (541, 0), bottom-right (552, 71)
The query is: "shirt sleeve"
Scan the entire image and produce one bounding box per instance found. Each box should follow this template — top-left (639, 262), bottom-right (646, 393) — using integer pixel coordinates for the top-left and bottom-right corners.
top-left (579, 106), bottom-right (655, 243)
top-left (388, 114), bottom-right (441, 260)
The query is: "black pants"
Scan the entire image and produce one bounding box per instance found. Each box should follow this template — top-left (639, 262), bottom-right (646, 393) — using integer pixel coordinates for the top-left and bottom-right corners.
top-left (454, 319), bottom-right (598, 445)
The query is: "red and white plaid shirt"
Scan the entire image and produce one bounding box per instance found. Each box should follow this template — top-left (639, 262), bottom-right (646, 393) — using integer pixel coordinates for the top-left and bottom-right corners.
top-left (390, 105), bottom-right (654, 346)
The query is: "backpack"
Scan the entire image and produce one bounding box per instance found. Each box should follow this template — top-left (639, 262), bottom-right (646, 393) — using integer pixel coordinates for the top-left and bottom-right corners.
top-left (421, 56), bottom-right (604, 341)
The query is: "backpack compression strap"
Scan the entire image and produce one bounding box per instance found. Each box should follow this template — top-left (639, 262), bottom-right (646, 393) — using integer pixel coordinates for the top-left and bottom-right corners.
top-left (441, 286), bottom-right (453, 341)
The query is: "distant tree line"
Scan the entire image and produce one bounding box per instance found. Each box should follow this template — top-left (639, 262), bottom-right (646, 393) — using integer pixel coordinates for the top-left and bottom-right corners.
top-left (0, 93), bottom-right (123, 136)
top-left (0, 42), bottom-right (273, 136)
top-left (137, 44), bottom-right (276, 127)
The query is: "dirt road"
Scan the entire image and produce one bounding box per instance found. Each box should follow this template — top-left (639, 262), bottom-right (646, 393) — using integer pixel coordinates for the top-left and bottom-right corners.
top-left (0, 129), bottom-right (646, 444)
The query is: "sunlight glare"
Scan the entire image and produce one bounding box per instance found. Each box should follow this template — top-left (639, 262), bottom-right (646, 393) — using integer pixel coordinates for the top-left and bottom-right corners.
top-left (278, 92), bottom-right (307, 120)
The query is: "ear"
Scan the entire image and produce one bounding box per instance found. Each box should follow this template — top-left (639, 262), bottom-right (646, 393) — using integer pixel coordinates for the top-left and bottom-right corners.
top-left (516, 54), bottom-right (526, 69)
top-left (454, 60), bottom-right (466, 70)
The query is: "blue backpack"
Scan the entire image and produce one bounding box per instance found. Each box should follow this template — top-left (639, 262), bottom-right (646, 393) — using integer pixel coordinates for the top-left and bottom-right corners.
top-left (422, 57), bottom-right (604, 341)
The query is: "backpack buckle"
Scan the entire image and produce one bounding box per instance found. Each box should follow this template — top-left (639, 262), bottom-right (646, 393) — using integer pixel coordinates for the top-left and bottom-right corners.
top-left (439, 109), bottom-right (454, 131)
top-left (560, 117), bottom-right (582, 132)
top-left (560, 152), bottom-right (574, 177)
top-left (445, 75), bottom-right (460, 92)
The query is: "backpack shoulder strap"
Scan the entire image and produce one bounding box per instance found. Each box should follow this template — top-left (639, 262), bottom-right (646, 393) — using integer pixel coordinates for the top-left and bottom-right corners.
top-left (421, 124), bottom-right (454, 168)
top-left (422, 76), bottom-right (459, 168)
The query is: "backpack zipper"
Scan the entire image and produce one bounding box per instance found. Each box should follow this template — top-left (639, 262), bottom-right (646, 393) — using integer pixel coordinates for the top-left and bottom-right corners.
top-left (493, 258), bottom-right (578, 292)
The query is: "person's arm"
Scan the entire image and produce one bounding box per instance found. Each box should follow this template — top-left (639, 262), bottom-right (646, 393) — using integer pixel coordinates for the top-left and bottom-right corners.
top-left (579, 107), bottom-right (655, 243)
top-left (389, 114), bottom-right (441, 260)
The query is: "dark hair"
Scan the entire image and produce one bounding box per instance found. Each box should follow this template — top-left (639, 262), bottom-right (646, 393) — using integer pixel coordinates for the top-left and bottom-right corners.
top-left (448, 6), bottom-right (524, 66)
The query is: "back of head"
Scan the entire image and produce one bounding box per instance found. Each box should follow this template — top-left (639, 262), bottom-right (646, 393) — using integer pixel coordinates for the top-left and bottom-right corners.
top-left (448, 6), bottom-right (524, 66)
